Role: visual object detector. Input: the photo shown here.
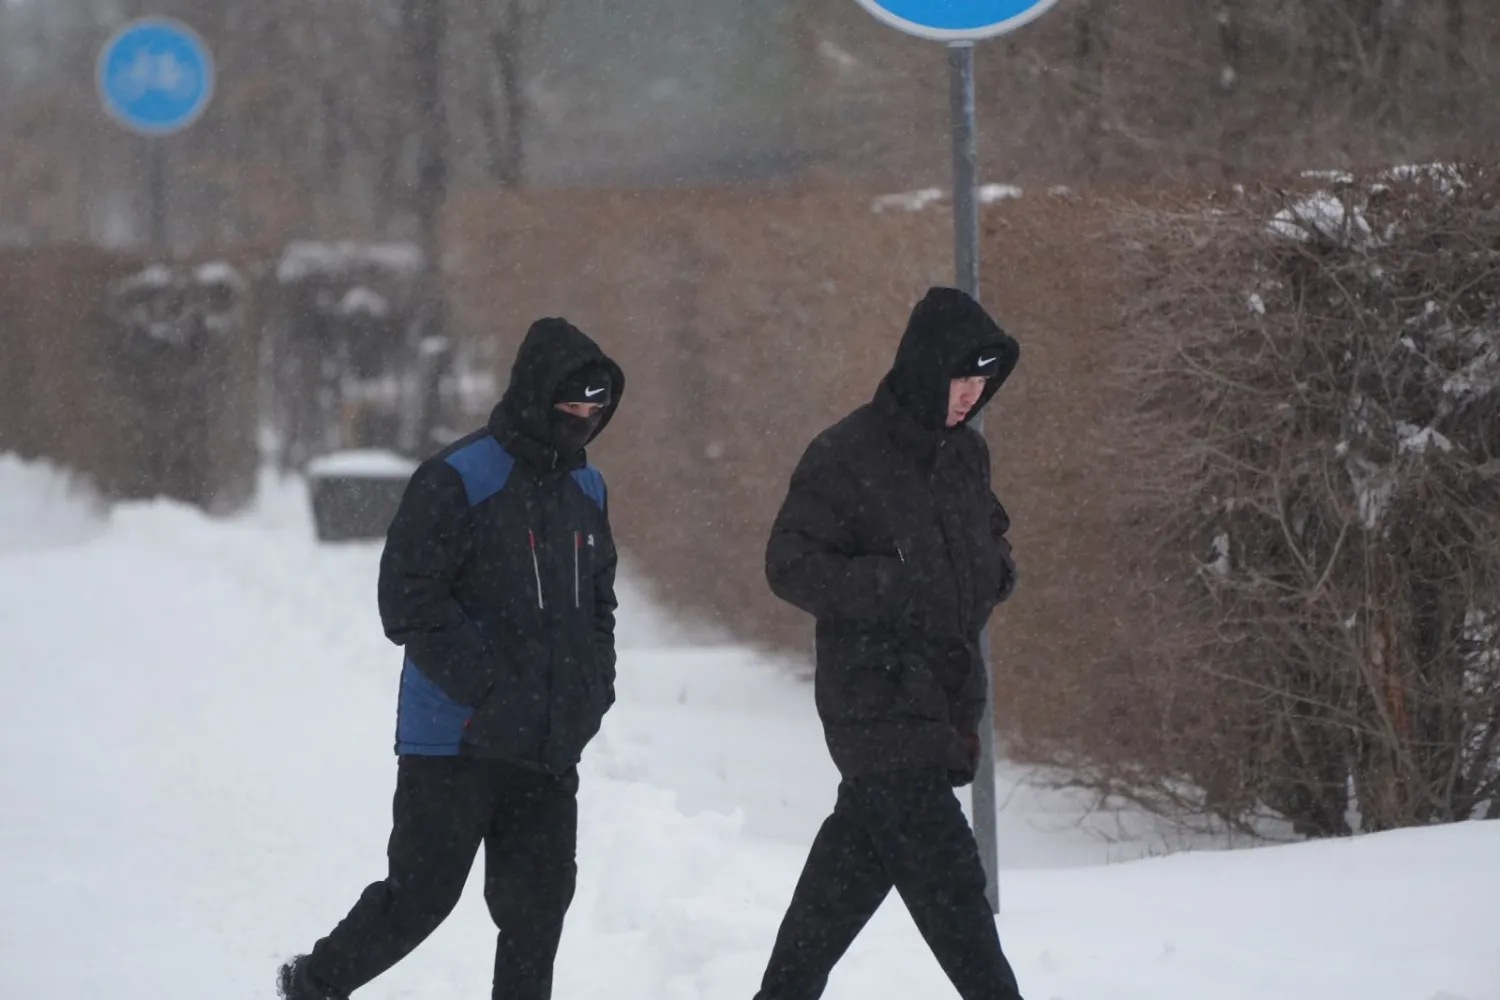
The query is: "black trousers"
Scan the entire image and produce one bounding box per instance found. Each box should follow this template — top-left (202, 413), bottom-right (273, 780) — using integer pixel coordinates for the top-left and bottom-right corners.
top-left (754, 770), bottom-right (1024, 1000)
top-left (304, 755), bottom-right (579, 1000)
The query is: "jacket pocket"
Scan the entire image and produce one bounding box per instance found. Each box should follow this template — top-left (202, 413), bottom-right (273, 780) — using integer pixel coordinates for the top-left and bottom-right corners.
top-left (555, 659), bottom-right (609, 762)
top-left (396, 658), bottom-right (475, 751)
top-left (818, 664), bottom-right (899, 725)
top-left (892, 647), bottom-right (955, 725)
top-left (815, 629), bottom-right (921, 725)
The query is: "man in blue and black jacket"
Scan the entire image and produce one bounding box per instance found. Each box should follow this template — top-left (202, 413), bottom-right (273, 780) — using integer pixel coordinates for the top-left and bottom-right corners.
top-left (278, 317), bottom-right (625, 1000)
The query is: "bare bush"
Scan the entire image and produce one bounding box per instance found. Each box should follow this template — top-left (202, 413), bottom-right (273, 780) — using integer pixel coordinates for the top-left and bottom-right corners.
top-left (1099, 163), bottom-right (1500, 837)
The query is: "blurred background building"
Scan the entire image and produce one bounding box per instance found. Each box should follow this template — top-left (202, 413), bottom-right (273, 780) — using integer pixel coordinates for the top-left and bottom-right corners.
top-left (4, 0), bottom-right (1495, 250)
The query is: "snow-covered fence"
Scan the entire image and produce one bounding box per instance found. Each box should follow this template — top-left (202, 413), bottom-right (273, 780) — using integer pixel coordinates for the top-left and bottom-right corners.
top-left (1101, 163), bottom-right (1500, 836)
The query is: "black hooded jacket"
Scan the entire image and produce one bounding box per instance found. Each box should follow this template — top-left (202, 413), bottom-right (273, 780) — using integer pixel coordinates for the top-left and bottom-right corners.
top-left (377, 318), bottom-right (626, 773)
top-left (765, 288), bottom-right (1019, 783)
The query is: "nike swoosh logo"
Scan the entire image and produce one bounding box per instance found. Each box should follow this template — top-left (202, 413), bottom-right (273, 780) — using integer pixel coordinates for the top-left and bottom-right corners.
top-left (584, 386), bottom-right (606, 398)
top-left (977, 355), bottom-right (996, 367)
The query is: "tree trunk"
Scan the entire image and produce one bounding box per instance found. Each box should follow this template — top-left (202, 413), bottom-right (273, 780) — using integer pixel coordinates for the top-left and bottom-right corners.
top-left (1445, 0), bottom-right (1466, 80)
top-left (397, 0), bottom-right (451, 454)
top-left (1073, 1), bottom-right (1108, 179)
top-left (1214, 0), bottom-right (1246, 180)
top-left (402, 0), bottom-right (449, 253)
top-left (484, 0), bottom-right (527, 189)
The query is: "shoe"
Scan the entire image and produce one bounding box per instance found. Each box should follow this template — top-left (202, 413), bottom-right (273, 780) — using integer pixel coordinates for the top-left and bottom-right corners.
top-left (276, 955), bottom-right (349, 1000)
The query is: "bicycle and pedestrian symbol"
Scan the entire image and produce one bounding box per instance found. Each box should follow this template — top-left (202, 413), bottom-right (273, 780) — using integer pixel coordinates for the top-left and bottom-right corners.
top-left (97, 17), bottom-right (215, 136)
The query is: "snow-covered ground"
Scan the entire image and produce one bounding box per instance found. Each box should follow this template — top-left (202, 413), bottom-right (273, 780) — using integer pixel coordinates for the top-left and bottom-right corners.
top-left (1, 455), bottom-right (1496, 1000)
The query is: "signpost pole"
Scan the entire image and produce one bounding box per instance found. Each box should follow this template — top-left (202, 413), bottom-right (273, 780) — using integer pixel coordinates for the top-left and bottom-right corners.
top-left (852, 0), bottom-right (1060, 919)
top-left (949, 42), bottom-right (980, 302)
top-left (946, 38), bottom-right (1002, 914)
top-left (148, 140), bottom-right (167, 249)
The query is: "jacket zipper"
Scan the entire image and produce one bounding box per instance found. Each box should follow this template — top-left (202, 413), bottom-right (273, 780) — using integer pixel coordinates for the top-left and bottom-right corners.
top-left (528, 530), bottom-right (545, 609)
top-left (574, 531), bottom-right (582, 607)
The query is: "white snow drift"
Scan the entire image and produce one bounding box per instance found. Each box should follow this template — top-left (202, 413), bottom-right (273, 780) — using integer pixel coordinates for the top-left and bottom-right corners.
top-left (0, 457), bottom-right (1496, 1000)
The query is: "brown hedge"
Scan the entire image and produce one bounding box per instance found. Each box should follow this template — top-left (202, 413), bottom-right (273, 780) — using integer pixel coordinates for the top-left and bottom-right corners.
top-left (442, 183), bottom-right (1146, 750)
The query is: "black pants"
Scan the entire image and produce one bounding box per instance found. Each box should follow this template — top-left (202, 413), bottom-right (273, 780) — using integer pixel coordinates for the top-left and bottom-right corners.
top-left (754, 770), bottom-right (1024, 1000)
top-left (304, 755), bottom-right (578, 1000)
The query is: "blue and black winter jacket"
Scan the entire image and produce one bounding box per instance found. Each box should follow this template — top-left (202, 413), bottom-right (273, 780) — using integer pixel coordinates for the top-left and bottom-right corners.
top-left (377, 319), bottom-right (624, 774)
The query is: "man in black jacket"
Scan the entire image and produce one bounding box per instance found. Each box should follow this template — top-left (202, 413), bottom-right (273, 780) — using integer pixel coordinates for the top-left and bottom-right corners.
top-left (277, 318), bottom-right (625, 1000)
top-left (752, 287), bottom-right (1025, 1000)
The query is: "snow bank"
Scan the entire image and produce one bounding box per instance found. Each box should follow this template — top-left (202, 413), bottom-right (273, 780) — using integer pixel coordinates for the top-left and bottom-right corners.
top-left (1, 462), bottom-right (1497, 1000)
top-left (0, 453), bottom-right (106, 554)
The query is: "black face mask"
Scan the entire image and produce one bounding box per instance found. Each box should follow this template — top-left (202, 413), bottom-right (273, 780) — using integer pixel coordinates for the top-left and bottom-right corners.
top-left (549, 408), bottom-right (602, 455)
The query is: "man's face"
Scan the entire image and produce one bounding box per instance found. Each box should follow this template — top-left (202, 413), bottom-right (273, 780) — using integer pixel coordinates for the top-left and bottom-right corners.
top-left (554, 401), bottom-right (604, 419)
top-left (946, 376), bottom-right (987, 427)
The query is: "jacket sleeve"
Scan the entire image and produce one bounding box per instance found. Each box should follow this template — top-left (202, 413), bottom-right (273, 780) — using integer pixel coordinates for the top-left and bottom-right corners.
top-left (976, 433), bottom-right (1017, 605)
top-left (953, 649), bottom-right (990, 739)
top-left (377, 460), bottom-right (494, 707)
top-left (765, 438), bottom-right (908, 624)
top-left (593, 485), bottom-right (619, 707)
top-left (992, 494), bottom-right (1017, 603)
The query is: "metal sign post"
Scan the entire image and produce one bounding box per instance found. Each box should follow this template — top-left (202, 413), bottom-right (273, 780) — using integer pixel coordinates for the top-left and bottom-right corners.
top-left (853, 0), bottom-right (1059, 916)
top-left (97, 17), bottom-right (216, 249)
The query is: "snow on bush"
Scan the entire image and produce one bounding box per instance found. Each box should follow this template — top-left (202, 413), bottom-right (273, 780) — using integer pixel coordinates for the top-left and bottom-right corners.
top-left (275, 240), bottom-right (424, 284)
top-left (870, 187), bottom-right (944, 214)
top-left (1105, 161), bottom-right (1500, 836)
top-left (1267, 191), bottom-right (1373, 245)
top-left (105, 260), bottom-right (250, 344)
top-left (869, 183), bottom-right (1024, 214)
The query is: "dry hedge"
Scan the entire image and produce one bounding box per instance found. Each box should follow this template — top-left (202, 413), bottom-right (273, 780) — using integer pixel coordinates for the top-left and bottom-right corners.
top-left (1087, 164), bottom-right (1500, 836)
top-left (23, 173), bottom-right (1491, 840)
top-left (441, 184), bottom-right (1141, 753)
top-left (0, 246), bottom-right (261, 511)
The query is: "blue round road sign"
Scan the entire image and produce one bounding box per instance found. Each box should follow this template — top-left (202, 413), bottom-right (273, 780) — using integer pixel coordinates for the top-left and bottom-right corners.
top-left (853, 0), bottom-right (1060, 41)
top-left (97, 17), bottom-right (215, 135)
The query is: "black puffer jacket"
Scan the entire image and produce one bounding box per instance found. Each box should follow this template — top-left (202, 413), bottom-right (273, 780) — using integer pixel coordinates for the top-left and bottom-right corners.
top-left (377, 318), bottom-right (625, 774)
top-left (765, 288), bottom-right (1019, 783)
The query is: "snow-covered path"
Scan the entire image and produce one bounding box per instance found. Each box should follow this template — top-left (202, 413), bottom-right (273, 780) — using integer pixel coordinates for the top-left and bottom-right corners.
top-left (1, 458), bottom-right (1496, 1000)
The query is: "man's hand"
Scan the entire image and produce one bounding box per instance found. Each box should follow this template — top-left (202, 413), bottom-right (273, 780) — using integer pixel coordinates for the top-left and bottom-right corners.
top-left (991, 495), bottom-right (1017, 603)
top-left (963, 731), bottom-right (980, 766)
top-left (949, 731), bottom-right (983, 788)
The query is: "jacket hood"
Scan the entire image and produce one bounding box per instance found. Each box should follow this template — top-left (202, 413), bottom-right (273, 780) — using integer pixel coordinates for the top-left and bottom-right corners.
top-left (488, 317), bottom-right (625, 465)
top-left (877, 287), bottom-right (1019, 432)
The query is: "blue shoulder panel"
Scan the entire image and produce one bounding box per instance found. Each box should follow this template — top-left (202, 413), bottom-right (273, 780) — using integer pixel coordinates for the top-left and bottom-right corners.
top-left (445, 436), bottom-right (514, 507)
top-left (571, 464), bottom-right (606, 512)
